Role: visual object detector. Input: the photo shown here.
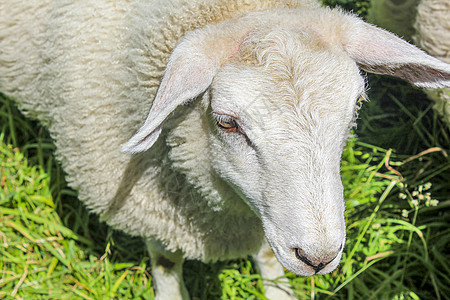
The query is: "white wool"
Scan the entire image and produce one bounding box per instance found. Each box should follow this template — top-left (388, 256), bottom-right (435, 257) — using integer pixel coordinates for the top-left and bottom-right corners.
top-left (414, 0), bottom-right (450, 124)
top-left (0, 0), bottom-right (319, 262)
top-left (368, 0), bottom-right (450, 124)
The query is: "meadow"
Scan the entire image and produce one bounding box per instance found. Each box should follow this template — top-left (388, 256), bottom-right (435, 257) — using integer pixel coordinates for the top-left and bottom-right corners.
top-left (1, 1), bottom-right (449, 299)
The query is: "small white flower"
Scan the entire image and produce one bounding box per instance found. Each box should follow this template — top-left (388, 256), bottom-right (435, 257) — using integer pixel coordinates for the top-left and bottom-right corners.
top-left (430, 200), bottom-right (439, 207)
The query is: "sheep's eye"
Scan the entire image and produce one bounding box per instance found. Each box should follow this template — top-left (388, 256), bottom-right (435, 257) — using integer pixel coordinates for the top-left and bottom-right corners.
top-left (216, 116), bottom-right (239, 133)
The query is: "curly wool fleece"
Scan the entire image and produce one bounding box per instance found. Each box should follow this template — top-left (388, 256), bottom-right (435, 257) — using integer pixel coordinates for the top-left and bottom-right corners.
top-left (0, 0), bottom-right (318, 261)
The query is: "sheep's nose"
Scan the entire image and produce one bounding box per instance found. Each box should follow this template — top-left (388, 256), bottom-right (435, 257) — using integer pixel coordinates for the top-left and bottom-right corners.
top-left (294, 245), bottom-right (342, 274)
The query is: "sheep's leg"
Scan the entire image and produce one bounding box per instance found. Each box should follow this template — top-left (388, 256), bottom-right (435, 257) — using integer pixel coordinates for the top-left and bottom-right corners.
top-left (145, 239), bottom-right (190, 300)
top-left (253, 240), bottom-right (296, 300)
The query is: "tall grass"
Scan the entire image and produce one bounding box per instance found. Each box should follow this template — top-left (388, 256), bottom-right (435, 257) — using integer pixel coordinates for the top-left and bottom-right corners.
top-left (1, 1), bottom-right (449, 298)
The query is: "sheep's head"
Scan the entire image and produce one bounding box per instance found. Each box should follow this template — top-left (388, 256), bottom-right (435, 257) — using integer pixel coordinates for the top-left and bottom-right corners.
top-left (122, 8), bottom-right (450, 275)
top-left (205, 30), bottom-right (363, 274)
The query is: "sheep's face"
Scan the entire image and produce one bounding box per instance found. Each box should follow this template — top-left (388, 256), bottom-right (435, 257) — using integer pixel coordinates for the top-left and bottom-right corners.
top-left (206, 30), bottom-right (365, 276)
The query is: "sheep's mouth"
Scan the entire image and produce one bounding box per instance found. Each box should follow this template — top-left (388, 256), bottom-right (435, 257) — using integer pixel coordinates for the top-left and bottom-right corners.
top-left (265, 232), bottom-right (345, 276)
top-left (294, 245), bottom-right (342, 274)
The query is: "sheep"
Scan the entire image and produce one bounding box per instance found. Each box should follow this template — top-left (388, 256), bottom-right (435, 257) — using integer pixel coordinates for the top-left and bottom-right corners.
top-left (367, 0), bottom-right (419, 41)
top-left (1, 0), bottom-right (449, 299)
top-left (368, 0), bottom-right (450, 125)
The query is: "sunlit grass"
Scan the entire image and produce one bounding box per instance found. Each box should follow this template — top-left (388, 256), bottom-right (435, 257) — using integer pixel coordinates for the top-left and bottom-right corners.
top-left (2, 73), bottom-right (448, 300)
top-left (0, 139), bottom-right (154, 299)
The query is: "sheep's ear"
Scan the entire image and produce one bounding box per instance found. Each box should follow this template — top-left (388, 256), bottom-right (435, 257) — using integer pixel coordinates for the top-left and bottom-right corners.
top-left (343, 21), bottom-right (450, 88)
top-left (121, 31), bottom-right (232, 154)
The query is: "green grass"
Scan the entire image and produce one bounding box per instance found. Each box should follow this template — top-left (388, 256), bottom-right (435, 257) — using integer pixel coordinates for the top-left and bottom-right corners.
top-left (0, 136), bottom-right (154, 299)
top-left (1, 2), bottom-right (449, 299)
top-left (2, 78), bottom-right (449, 299)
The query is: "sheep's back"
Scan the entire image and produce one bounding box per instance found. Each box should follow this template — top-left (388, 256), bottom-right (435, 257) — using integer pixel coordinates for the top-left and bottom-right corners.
top-left (414, 0), bottom-right (450, 124)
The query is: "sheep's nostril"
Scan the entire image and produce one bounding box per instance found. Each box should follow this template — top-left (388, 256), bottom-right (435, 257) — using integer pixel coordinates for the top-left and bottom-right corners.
top-left (294, 246), bottom-right (342, 274)
top-left (294, 248), bottom-right (321, 272)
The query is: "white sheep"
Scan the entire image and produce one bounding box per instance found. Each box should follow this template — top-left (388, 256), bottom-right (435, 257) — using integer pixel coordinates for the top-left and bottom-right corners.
top-left (368, 0), bottom-right (450, 124)
top-left (1, 0), bottom-right (449, 299)
top-left (367, 0), bottom-right (419, 41)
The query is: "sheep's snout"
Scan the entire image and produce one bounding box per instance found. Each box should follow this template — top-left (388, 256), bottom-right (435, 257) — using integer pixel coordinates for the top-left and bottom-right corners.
top-left (293, 244), bottom-right (342, 274)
